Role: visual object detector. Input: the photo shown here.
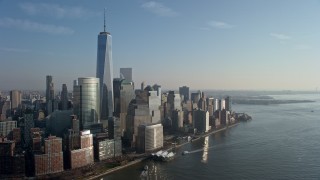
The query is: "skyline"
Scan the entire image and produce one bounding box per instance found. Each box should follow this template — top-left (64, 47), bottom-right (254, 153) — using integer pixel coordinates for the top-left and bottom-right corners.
top-left (1, 0), bottom-right (320, 91)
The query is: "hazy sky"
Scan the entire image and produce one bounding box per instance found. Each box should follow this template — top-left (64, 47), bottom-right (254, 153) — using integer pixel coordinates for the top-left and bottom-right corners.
top-left (1, 0), bottom-right (320, 91)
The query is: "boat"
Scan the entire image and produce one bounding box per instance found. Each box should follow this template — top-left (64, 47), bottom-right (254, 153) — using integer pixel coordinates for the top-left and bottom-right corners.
top-left (151, 150), bottom-right (175, 161)
top-left (182, 151), bottom-right (189, 155)
top-left (162, 152), bottom-right (175, 161)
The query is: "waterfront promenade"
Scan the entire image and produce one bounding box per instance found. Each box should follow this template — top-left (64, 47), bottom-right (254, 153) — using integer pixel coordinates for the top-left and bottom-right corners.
top-left (86, 122), bottom-right (240, 180)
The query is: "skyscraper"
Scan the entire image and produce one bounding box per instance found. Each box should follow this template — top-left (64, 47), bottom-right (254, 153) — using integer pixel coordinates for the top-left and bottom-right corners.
top-left (113, 78), bottom-right (123, 118)
top-left (73, 77), bottom-right (100, 130)
top-left (225, 96), bottom-right (232, 111)
top-left (10, 90), bottom-right (21, 112)
top-left (61, 84), bottom-right (68, 110)
top-left (119, 80), bottom-right (135, 135)
top-left (120, 68), bottom-right (132, 81)
top-left (46, 75), bottom-right (54, 114)
top-left (179, 86), bottom-right (189, 102)
top-left (96, 10), bottom-right (114, 120)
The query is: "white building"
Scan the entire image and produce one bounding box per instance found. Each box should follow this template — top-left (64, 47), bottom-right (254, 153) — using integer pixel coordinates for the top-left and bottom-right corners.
top-left (137, 123), bottom-right (163, 152)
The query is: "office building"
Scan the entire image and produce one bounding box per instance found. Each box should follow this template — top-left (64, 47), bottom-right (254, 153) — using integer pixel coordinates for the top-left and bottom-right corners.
top-left (193, 109), bottom-right (210, 133)
top-left (213, 98), bottom-right (220, 112)
top-left (137, 123), bottom-right (163, 153)
top-left (119, 80), bottom-right (135, 136)
top-left (179, 86), bottom-right (189, 102)
top-left (108, 117), bottom-right (121, 140)
top-left (172, 109), bottom-right (183, 131)
top-left (113, 78), bottom-right (123, 118)
top-left (125, 86), bottom-right (162, 147)
top-left (46, 75), bottom-right (54, 115)
top-left (207, 97), bottom-right (214, 116)
top-left (167, 91), bottom-right (182, 121)
top-left (221, 99), bottom-right (226, 110)
top-left (96, 11), bottom-right (114, 120)
top-left (10, 90), bottom-right (21, 113)
top-left (191, 91), bottom-right (201, 105)
top-left (160, 93), bottom-right (168, 121)
top-left (73, 77), bottom-right (100, 130)
top-left (220, 109), bottom-right (231, 126)
top-left (23, 113), bottom-right (34, 147)
top-left (225, 96), bottom-right (232, 111)
top-left (128, 104), bottom-right (151, 147)
top-left (61, 84), bottom-right (68, 110)
top-left (148, 91), bottom-right (161, 123)
top-left (120, 68), bottom-right (132, 81)
top-left (198, 97), bottom-right (206, 110)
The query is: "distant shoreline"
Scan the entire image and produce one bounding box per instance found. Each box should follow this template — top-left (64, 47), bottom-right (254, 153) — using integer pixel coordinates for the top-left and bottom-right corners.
top-left (232, 99), bottom-right (315, 105)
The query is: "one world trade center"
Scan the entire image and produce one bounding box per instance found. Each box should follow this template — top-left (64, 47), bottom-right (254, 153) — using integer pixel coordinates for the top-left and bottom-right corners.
top-left (96, 10), bottom-right (114, 121)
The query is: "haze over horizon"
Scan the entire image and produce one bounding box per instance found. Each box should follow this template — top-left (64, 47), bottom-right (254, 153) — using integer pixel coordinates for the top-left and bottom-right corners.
top-left (1, 0), bottom-right (320, 91)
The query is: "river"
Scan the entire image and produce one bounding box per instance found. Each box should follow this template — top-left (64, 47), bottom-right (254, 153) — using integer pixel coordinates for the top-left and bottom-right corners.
top-left (102, 93), bottom-right (320, 180)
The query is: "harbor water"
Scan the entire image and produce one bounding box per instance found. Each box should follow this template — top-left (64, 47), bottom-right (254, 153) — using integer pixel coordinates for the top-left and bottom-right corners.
top-left (103, 93), bottom-right (320, 180)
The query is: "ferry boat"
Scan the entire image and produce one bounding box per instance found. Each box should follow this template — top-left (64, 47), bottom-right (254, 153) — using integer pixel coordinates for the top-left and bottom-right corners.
top-left (162, 152), bottom-right (175, 161)
top-left (151, 150), bottom-right (175, 161)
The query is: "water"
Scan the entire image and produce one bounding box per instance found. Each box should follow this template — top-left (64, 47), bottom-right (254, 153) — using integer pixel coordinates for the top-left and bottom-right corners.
top-left (103, 93), bottom-right (320, 180)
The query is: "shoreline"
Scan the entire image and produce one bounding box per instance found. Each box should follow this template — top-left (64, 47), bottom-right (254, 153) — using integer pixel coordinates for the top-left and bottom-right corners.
top-left (87, 122), bottom-right (240, 180)
top-left (86, 157), bottom-right (147, 180)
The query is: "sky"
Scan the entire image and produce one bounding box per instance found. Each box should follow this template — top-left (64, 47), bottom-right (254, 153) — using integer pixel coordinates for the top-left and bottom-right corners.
top-left (1, 0), bottom-right (320, 91)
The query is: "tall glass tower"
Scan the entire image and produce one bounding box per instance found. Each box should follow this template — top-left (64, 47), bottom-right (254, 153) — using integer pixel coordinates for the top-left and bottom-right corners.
top-left (73, 77), bottom-right (100, 130)
top-left (96, 10), bottom-right (114, 120)
top-left (46, 75), bottom-right (54, 115)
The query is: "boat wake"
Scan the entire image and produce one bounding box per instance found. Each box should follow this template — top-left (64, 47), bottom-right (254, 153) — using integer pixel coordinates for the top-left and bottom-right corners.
top-left (182, 142), bottom-right (232, 155)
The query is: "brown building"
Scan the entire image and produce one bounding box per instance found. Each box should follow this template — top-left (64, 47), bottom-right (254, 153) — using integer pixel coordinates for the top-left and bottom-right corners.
top-left (70, 147), bottom-right (94, 169)
top-left (68, 130), bottom-right (94, 169)
top-left (34, 136), bottom-right (64, 176)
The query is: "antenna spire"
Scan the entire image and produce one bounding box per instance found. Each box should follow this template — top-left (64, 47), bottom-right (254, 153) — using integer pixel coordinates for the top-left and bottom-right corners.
top-left (104, 8), bottom-right (106, 32)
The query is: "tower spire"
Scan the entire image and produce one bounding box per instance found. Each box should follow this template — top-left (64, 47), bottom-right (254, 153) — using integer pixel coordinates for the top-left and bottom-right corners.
top-left (104, 8), bottom-right (106, 32)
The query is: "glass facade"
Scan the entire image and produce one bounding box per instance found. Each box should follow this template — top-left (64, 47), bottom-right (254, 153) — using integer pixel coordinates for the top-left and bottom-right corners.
top-left (73, 77), bottom-right (100, 130)
top-left (96, 32), bottom-right (114, 120)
